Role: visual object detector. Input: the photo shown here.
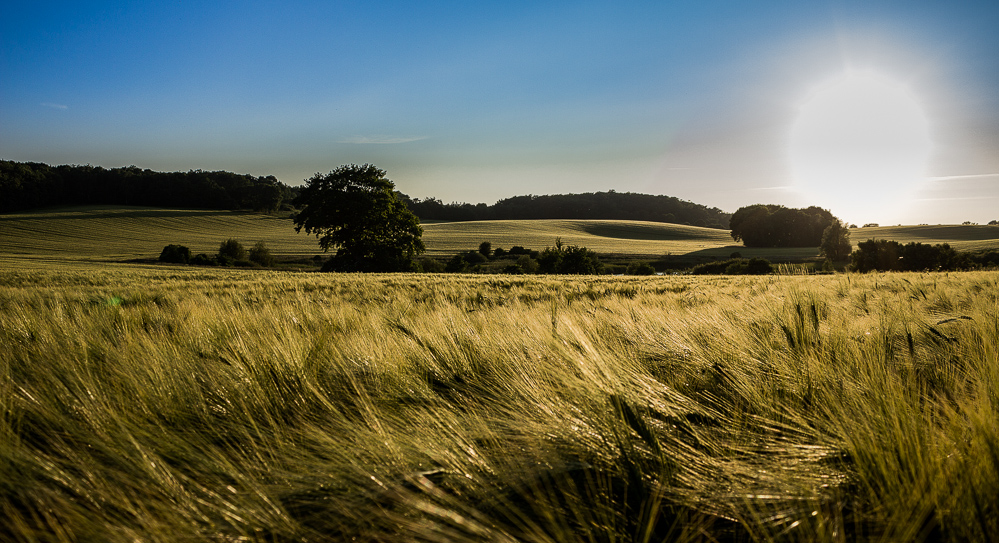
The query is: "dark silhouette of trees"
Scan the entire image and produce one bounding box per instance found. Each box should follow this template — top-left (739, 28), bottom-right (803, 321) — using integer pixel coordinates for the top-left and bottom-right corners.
top-left (849, 240), bottom-right (973, 272)
top-left (729, 204), bottom-right (838, 247)
top-left (691, 258), bottom-right (773, 275)
top-left (398, 191), bottom-right (730, 228)
top-left (293, 164), bottom-right (424, 272)
top-left (248, 241), bottom-right (275, 267)
top-left (0, 160), bottom-right (296, 212)
top-left (158, 244), bottom-right (191, 264)
top-left (217, 239), bottom-right (247, 265)
top-left (537, 238), bottom-right (603, 274)
top-left (478, 241), bottom-right (492, 257)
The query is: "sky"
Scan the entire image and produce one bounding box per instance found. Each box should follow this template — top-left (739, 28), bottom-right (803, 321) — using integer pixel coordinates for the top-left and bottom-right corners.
top-left (2, 0), bottom-right (997, 225)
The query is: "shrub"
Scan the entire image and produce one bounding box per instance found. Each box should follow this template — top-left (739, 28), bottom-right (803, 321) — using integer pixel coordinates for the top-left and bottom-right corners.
top-left (218, 239), bottom-right (247, 262)
top-left (536, 238), bottom-right (602, 274)
top-left (508, 246), bottom-right (538, 258)
top-left (478, 241), bottom-right (492, 258)
top-left (516, 255), bottom-right (538, 274)
top-left (445, 254), bottom-right (469, 273)
top-left (190, 253), bottom-right (214, 266)
top-left (248, 241), bottom-right (275, 267)
top-left (159, 244), bottom-right (191, 264)
top-left (627, 262), bottom-right (656, 275)
top-left (745, 257), bottom-right (774, 274)
top-left (417, 257), bottom-right (444, 273)
top-left (463, 251), bottom-right (488, 264)
top-left (692, 258), bottom-right (772, 275)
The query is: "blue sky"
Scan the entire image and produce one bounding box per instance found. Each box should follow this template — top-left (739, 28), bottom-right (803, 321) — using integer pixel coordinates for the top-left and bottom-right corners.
top-left (2, 0), bottom-right (997, 224)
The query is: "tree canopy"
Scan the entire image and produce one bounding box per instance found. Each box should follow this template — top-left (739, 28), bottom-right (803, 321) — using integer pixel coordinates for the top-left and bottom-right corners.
top-left (729, 204), bottom-right (838, 247)
top-left (293, 164), bottom-right (425, 272)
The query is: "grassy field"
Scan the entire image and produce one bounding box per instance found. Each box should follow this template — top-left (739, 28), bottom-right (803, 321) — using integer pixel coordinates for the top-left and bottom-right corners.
top-left (4, 206), bottom-right (997, 266)
top-left (1, 263), bottom-right (997, 542)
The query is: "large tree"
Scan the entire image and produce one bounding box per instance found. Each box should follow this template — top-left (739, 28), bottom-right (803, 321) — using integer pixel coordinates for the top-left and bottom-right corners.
top-left (729, 204), bottom-right (838, 247)
top-left (293, 164), bottom-right (424, 272)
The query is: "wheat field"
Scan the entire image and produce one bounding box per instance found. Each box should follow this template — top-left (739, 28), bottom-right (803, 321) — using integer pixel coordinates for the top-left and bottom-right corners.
top-left (1, 264), bottom-right (997, 542)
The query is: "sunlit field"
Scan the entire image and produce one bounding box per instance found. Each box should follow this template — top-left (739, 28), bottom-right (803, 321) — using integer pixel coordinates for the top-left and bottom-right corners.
top-left (3, 207), bottom-right (998, 268)
top-left (2, 264), bottom-right (997, 542)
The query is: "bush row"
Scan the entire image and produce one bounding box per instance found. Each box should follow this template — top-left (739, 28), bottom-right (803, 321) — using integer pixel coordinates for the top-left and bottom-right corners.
top-left (159, 240), bottom-right (275, 267)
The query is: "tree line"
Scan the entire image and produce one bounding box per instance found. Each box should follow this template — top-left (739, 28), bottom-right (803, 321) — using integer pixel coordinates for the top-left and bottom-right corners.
top-left (3, 160), bottom-right (731, 229)
top-left (850, 240), bottom-right (999, 272)
top-left (0, 160), bottom-right (298, 213)
top-left (398, 191), bottom-right (731, 228)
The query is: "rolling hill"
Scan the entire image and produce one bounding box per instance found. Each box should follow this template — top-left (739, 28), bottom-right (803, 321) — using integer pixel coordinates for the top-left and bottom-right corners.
top-left (2, 206), bottom-right (998, 266)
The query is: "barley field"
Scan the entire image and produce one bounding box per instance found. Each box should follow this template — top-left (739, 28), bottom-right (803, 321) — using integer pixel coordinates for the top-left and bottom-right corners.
top-left (1, 264), bottom-right (997, 542)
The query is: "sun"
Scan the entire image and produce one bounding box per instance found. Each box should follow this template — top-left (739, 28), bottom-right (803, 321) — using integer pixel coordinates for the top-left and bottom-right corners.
top-left (788, 71), bottom-right (931, 224)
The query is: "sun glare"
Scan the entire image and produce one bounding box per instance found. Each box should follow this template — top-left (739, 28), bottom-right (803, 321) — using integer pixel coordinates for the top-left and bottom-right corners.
top-left (788, 71), bottom-right (931, 224)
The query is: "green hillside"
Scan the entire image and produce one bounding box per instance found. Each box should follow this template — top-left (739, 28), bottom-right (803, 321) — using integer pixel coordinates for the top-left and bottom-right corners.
top-left (0, 207), bottom-right (317, 262)
top-left (421, 219), bottom-right (733, 256)
top-left (2, 207), bottom-right (998, 266)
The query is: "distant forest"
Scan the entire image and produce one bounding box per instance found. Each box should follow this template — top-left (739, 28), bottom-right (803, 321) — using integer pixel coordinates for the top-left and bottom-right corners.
top-left (1, 160), bottom-right (731, 228)
top-left (0, 160), bottom-right (297, 213)
top-left (399, 193), bottom-right (730, 228)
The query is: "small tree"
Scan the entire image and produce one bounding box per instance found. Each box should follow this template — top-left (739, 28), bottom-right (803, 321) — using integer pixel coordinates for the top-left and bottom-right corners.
top-left (820, 221), bottom-right (852, 261)
top-left (537, 238), bottom-right (602, 274)
top-left (248, 241), bottom-right (275, 267)
top-left (516, 255), bottom-right (538, 274)
top-left (478, 241), bottom-right (492, 258)
top-left (445, 254), bottom-right (469, 273)
top-left (217, 239), bottom-right (246, 264)
top-left (159, 244), bottom-right (191, 264)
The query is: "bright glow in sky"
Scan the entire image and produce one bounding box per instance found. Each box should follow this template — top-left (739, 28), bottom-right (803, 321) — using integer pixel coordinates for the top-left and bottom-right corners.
top-left (2, 1), bottom-right (997, 224)
top-left (789, 72), bottom-right (932, 225)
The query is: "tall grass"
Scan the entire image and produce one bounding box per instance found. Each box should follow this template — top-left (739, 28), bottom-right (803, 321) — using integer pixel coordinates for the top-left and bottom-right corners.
top-left (1, 268), bottom-right (997, 542)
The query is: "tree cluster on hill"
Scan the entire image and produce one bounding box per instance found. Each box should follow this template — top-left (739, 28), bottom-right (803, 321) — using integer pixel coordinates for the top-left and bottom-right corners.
top-left (0, 160), bottom-right (298, 213)
top-left (850, 239), bottom-right (999, 272)
top-left (398, 190), bottom-right (730, 228)
top-left (729, 204), bottom-right (839, 247)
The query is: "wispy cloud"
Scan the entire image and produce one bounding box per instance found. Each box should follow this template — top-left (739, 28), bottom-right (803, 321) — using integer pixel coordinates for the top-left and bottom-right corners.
top-left (915, 195), bottom-right (998, 202)
top-left (925, 173), bottom-right (999, 182)
top-left (337, 135), bottom-right (427, 144)
top-left (41, 102), bottom-right (68, 110)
